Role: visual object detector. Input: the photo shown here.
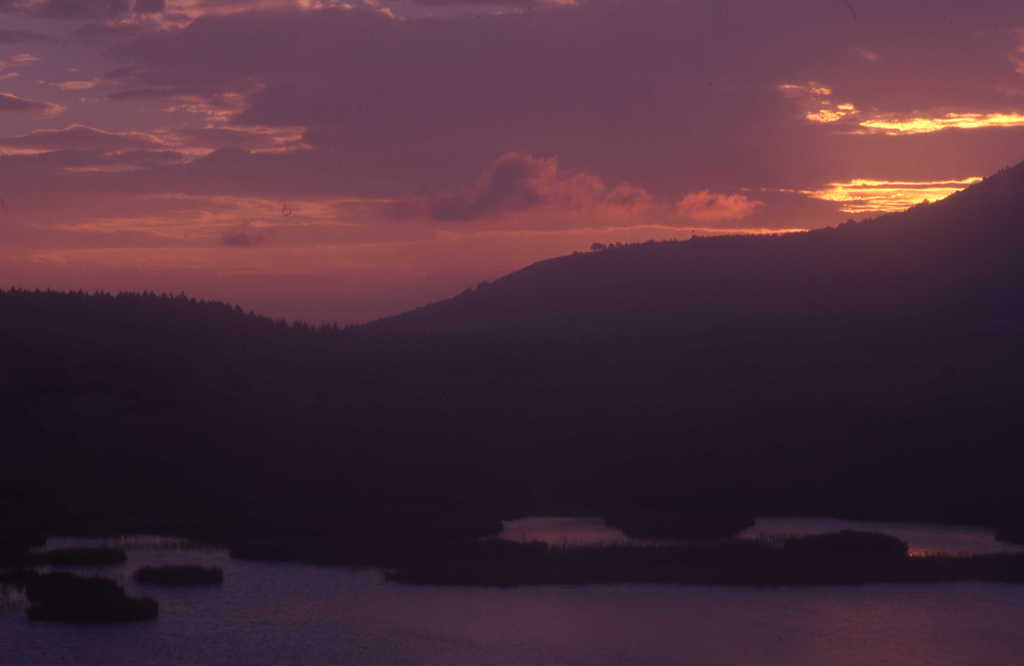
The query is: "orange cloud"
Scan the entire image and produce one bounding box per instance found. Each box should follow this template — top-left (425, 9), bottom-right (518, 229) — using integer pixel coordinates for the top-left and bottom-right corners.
top-left (857, 112), bottom-right (1024, 135)
top-left (778, 81), bottom-right (858, 125)
top-left (154, 124), bottom-right (310, 155)
top-left (0, 124), bottom-right (163, 152)
top-left (676, 191), bottom-right (764, 222)
top-left (805, 103), bottom-right (857, 124)
top-left (795, 177), bottom-right (982, 214)
top-left (53, 80), bottom-right (98, 91)
top-left (780, 80), bottom-right (1024, 135)
top-left (428, 152), bottom-right (655, 224)
top-left (779, 76), bottom-right (1024, 136)
top-left (0, 53), bottom-right (40, 70)
top-left (598, 183), bottom-right (655, 221)
top-left (778, 82), bottom-right (832, 97)
top-left (160, 0), bottom-right (398, 23)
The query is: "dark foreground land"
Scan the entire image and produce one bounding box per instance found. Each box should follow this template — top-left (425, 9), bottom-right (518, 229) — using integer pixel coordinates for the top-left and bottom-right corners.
top-left (225, 528), bottom-right (1024, 588)
top-left (387, 530), bottom-right (1024, 587)
top-left (0, 571), bottom-right (158, 623)
top-left (7, 162), bottom-right (1024, 578)
top-left (4, 529), bottom-right (1024, 598)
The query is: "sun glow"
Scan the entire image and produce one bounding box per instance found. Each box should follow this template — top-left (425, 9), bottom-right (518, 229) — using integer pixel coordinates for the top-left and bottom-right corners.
top-left (797, 177), bottom-right (982, 214)
top-left (780, 82), bottom-right (859, 124)
top-left (859, 112), bottom-right (1024, 135)
top-left (805, 103), bottom-right (857, 124)
top-left (778, 80), bottom-right (1024, 134)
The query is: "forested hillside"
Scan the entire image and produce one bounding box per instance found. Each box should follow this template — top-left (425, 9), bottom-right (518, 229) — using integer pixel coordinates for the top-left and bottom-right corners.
top-left (6, 162), bottom-right (1024, 546)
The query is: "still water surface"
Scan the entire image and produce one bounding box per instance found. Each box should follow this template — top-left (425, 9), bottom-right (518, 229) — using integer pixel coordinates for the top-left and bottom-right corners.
top-left (4, 522), bottom-right (1024, 666)
top-left (502, 515), bottom-right (1024, 555)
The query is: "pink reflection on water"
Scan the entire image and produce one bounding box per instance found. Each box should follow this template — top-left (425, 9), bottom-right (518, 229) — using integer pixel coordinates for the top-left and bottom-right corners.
top-left (501, 515), bottom-right (1024, 556)
top-left (741, 517), bottom-right (1024, 557)
top-left (499, 516), bottom-right (635, 547)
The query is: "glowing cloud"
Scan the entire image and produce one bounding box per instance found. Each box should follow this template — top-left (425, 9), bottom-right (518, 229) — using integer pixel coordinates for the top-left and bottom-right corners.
top-left (53, 80), bottom-right (98, 91)
top-left (779, 81), bottom-right (1024, 135)
top-left (806, 103), bottom-right (857, 124)
top-left (778, 82), bottom-right (858, 124)
top-left (858, 113), bottom-right (1024, 135)
top-left (778, 83), bottom-right (832, 97)
top-left (676, 191), bottom-right (764, 222)
top-left (797, 177), bottom-right (982, 214)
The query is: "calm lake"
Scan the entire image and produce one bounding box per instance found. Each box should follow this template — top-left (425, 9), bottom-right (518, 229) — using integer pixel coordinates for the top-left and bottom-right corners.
top-left (4, 518), bottom-right (1024, 666)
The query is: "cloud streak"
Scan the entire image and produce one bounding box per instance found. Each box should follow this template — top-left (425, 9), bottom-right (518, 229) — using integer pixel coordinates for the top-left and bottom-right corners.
top-left (0, 92), bottom-right (64, 116)
top-left (0, 125), bottom-right (160, 151)
top-left (858, 112), bottom-right (1024, 135)
top-left (795, 177), bottom-right (983, 214)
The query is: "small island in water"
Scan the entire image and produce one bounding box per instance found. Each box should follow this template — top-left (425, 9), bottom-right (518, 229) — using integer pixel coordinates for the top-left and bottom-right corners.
top-left (13, 572), bottom-right (158, 624)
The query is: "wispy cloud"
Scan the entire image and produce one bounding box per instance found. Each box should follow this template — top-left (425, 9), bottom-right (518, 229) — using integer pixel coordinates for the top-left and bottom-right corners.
top-left (0, 125), bottom-right (162, 152)
top-left (0, 53), bottom-right (41, 70)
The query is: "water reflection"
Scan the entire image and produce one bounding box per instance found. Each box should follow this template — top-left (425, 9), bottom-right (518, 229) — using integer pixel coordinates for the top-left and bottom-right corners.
top-left (4, 531), bottom-right (1024, 666)
top-left (499, 516), bottom-right (634, 546)
top-left (499, 515), bottom-right (1024, 556)
top-left (741, 517), bottom-right (1024, 557)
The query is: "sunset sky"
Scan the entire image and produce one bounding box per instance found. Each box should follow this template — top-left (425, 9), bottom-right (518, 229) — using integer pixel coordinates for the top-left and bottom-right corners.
top-left (3, 0), bottom-right (1024, 323)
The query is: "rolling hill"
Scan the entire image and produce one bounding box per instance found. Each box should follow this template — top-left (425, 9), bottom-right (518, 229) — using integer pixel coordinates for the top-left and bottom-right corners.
top-left (6, 161), bottom-right (1024, 545)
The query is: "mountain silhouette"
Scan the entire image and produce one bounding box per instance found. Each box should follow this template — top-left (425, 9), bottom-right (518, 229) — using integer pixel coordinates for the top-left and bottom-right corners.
top-left (366, 162), bottom-right (1024, 407)
top-left (355, 161), bottom-right (1024, 525)
top-left (6, 161), bottom-right (1024, 546)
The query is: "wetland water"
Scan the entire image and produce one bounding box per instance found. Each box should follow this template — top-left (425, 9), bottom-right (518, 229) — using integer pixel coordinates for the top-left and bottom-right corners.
top-left (4, 521), bottom-right (1024, 666)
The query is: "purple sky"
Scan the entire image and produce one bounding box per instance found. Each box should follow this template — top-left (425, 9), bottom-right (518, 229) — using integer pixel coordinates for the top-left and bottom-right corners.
top-left (2, 0), bottom-right (1024, 323)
